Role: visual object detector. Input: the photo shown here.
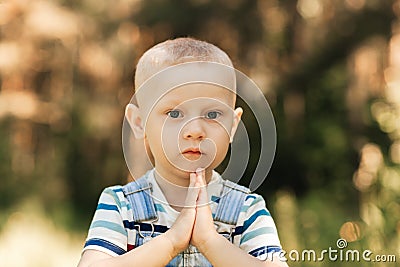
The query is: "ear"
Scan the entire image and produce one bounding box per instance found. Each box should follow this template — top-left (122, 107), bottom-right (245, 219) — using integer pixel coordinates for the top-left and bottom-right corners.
top-left (229, 107), bottom-right (243, 143)
top-left (125, 104), bottom-right (145, 139)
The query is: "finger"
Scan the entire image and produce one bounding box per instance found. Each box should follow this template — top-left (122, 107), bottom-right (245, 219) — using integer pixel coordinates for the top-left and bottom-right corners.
top-left (184, 172), bottom-right (200, 208)
top-left (195, 169), bottom-right (209, 206)
top-left (197, 187), bottom-right (209, 206)
top-left (189, 171), bottom-right (197, 187)
top-left (196, 168), bottom-right (206, 185)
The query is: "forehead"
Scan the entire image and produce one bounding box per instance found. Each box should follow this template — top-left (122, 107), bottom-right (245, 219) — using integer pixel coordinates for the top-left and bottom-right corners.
top-left (155, 83), bottom-right (236, 108)
top-left (136, 62), bottom-right (236, 116)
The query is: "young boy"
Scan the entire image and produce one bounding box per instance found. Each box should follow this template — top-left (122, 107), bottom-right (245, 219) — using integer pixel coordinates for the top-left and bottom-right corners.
top-left (77, 38), bottom-right (288, 267)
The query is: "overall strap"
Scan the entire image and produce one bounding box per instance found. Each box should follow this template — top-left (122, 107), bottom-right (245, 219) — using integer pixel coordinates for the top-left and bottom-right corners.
top-left (213, 180), bottom-right (251, 225)
top-left (122, 171), bottom-right (157, 222)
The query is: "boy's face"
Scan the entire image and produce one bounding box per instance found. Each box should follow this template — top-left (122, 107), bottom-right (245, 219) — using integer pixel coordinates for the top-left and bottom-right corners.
top-left (143, 83), bottom-right (241, 177)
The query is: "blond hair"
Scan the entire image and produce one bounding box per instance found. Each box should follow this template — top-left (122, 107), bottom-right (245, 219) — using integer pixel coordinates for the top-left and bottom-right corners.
top-left (134, 37), bottom-right (233, 90)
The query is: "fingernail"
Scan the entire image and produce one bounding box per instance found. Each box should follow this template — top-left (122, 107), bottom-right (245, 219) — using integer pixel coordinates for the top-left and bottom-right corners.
top-left (196, 168), bottom-right (204, 174)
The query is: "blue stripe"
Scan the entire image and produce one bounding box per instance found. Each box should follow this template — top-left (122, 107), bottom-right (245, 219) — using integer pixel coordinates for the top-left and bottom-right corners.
top-left (123, 221), bottom-right (170, 233)
top-left (85, 238), bottom-right (126, 255)
top-left (240, 205), bottom-right (249, 213)
top-left (233, 226), bottom-right (244, 235)
top-left (121, 220), bottom-right (242, 238)
top-left (120, 201), bottom-right (129, 210)
top-left (250, 196), bottom-right (263, 205)
top-left (103, 188), bottom-right (122, 208)
top-left (97, 203), bottom-right (119, 211)
top-left (240, 227), bottom-right (276, 244)
top-left (154, 203), bottom-right (166, 212)
top-left (249, 246), bottom-right (281, 257)
top-left (91, 221), bottom-right (127, 236)
top-left (123, 220), bottom-right (134, 229)
top-left (245, 195), bottom-right (257, 201)
top-left (121, 222), bottom-right (240, 244)
top-left (241, 196), bottom-right (262, 212)
top-left (211, 195), bottom-right (220, 203)
top-left (242, 209), bottom-right (270, 232)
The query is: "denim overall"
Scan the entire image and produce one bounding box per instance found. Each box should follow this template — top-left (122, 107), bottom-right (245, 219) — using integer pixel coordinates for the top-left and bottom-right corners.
top-left (122, 171), bottom-right (250, 267)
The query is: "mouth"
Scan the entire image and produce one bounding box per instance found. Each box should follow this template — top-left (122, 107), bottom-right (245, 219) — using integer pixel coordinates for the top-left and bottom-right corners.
top-left (182, 148), bottom-right (203, 158)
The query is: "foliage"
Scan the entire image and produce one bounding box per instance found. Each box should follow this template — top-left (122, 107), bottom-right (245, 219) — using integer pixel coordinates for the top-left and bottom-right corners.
top-left (0, 0), bottom-right (399, 266)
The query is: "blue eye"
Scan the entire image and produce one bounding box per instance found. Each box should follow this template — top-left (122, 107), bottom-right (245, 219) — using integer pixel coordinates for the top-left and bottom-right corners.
top-left (205, 111), bottom-right (221, 120)
top-left (167, 110), bottom-right (182, 118)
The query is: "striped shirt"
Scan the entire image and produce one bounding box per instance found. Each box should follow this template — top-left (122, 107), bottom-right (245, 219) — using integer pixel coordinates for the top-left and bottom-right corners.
top-left (83, 170), bottom-right (282, 262)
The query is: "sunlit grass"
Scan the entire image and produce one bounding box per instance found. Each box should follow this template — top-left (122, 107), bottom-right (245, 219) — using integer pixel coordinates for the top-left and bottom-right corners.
top-left (0, 199), bottom-right (85, 267)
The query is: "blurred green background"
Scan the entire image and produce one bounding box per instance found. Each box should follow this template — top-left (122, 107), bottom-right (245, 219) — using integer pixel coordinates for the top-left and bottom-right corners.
top-left (1, 0), bottom-right (399, 266)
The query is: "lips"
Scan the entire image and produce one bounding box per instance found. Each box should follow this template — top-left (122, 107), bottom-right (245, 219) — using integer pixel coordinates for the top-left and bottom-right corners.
top-left (182, 147), bottom-right (202, 154)
top-left (182, 147), bottom-right (203, 157)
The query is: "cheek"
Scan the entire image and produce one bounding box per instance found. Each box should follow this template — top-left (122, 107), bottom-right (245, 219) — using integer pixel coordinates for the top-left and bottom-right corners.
top-left (206, 127), bottom-right (230, 157)
top-left (159, 124), bottom-right (183, 156)
top-left (217, 116), bottom-right (234, 134)
top-left (216, 137), bottom-right (230, 155)
top-left (211, 122), bottom-right (231, 140)
top-left (146, 116), bottom-right (178, 140)
top-left (144, 124), bottom-right (164, 153)
top-left (161, 123), bottom-right (181, 143)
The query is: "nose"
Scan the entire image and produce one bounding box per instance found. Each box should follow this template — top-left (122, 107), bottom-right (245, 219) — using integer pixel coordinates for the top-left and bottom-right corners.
top-left (182, 119), bottom-right (205, 140)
